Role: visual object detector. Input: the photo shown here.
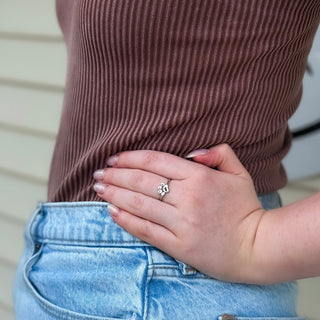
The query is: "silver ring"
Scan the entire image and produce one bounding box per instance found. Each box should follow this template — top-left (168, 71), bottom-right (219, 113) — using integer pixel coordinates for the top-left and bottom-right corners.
top-left (157, 179), bottom-right (171, 201)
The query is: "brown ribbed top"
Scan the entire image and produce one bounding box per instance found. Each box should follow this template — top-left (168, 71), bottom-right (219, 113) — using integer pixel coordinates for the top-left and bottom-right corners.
top-left (49, 0), bottom-right (320, 202)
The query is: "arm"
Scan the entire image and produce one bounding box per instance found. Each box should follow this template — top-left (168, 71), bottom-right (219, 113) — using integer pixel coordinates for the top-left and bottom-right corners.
top-left (93, 145), bottom-right (320, 284)
top-left (250, 191), bottom-right (320, 284)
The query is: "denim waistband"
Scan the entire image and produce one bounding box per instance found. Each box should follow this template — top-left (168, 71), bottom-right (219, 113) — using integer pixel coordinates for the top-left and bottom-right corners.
top-left (30, 202), bottom-right (147, 247)
top-left (29, 192), bottom-right (280, 247)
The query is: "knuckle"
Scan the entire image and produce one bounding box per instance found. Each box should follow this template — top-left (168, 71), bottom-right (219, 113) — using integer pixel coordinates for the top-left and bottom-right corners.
top-left (184, 213), bottom-right (201, 230)
top-left (142, 151), bottom-right (159, 168)
top-left (130, 193), bottom-right (145, 211)
top-left (194, 167), bottom-right (208, 183)
top-left (128, 170), bottom-right (144, 189)
top-left (137, 220), bottom-right (153, 240)
top-left (218, 143), bottom-right (230, 154)
top-left (104, 186), bottom-right (116, 202)
top-left (220, 143), bottom-right (229, 149)
top-left (104, 168), bottom-right (116, 182)
top-left (177, 236), bottom-right (196, 257)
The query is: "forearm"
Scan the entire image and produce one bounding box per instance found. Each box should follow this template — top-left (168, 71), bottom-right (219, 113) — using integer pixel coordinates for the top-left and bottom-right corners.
top-left (250, 191), bottom-right (320, 284)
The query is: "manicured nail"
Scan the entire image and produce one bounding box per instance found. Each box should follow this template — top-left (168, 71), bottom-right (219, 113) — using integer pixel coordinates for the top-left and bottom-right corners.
top-left (107, 154), bottom-right (119, 167)
top-left (108, 204), bottom-right (120, 217)
top-left (93, 169), bottom-right (105, 180)
top-left (185, 149), bottom-right (210, 158)
top-left (93, 183), bottom-right (107, 194)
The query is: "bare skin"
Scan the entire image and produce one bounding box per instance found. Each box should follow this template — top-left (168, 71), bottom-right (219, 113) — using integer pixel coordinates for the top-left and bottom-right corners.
top-left (93, 144), bottom-right (320, 284)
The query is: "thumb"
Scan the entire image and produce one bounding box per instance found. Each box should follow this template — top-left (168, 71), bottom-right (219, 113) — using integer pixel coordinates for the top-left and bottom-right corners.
top-left (186, 144), bottom-right (248, 176)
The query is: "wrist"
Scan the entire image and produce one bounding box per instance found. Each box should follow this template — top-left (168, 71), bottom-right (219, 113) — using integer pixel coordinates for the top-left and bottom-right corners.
top-left (226, 208), bottom-right (268, 284)
top-left (243, 207), bottom-right (292, 285)
top-left (236, 208), bottom-right (277, 285)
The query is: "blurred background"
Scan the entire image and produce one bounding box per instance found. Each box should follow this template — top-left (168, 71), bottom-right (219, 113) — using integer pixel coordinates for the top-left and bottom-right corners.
top-left (0, 1), bottom-right (319, 319)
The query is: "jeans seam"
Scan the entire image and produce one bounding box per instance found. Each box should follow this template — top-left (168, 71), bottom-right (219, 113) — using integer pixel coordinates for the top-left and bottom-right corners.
top-left (144, 248), bottom-right (154, 320)
top-left (152, 274), bottom-right (211, 279)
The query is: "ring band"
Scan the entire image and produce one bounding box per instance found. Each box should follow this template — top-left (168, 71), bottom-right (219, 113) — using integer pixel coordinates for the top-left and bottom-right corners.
top-left (157, 178), bottom-right (171, 201)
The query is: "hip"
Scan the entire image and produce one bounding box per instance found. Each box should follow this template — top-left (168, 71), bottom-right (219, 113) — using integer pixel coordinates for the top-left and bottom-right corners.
top-left (14, 193), bottom-right (305, 320)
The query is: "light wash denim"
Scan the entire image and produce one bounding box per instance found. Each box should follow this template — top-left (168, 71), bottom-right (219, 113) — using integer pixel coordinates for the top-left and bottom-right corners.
top-left (14, 193), bottom-right (305, 320)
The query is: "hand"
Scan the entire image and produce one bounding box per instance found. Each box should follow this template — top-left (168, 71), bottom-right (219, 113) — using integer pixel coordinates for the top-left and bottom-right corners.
top-left (93, 144), bottom-right (265, 283)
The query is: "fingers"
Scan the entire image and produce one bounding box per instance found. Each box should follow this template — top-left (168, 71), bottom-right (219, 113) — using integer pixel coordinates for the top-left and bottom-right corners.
top-left (94, 168), bottom-right (176, 204)
top-left (187, 144), bottom-right (249, 177)
top-left (109, 208), bottom-right (177, 252)
top-left (106, 150), bottom-right (194, 179)
top-left (94, 183), bottom-right (178, 228)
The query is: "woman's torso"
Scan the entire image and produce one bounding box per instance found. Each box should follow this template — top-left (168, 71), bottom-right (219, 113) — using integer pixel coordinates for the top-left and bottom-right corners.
top-left (48, 0), bottom-right (320, 202)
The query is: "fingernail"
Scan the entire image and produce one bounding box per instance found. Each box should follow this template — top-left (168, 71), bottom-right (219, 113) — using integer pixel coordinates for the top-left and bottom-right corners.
top-left (93, 183), bottom-right (107, 194)
top-left (185, 149), bottom-right (210, 158)
top-left (108, 204), bottom-right (120, 217)
top-left (93, 169), bottom-right (105, 180)
top-left (107, 154), bottom-right (119, 167)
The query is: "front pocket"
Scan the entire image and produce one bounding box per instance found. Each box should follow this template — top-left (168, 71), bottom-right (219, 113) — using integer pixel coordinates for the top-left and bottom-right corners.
top-left (235, 318), bottom-right (306, 320)
top-left (24, 243), bottom-right (148, 320)
top-left (218, 315), bottom-right (306, 320)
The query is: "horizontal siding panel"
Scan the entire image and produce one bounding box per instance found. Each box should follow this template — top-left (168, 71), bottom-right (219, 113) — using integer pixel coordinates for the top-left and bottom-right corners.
top-left (0, 307), bottom-right (14, 320)
top-left (0, 0), bottom-right (61, 37)
top-left (0, 173), bottom-right (47, 222)
top-left (0, 85), bottom-right (63, 136)
top-left (0, 262), bottom-right (17, 308)
top-left (0, 219), bottom-right (24, 265)
top-left (0, 38), bottom-right (66, 88)
top-left (297, 278), bottom-right (320, 319)
top-left (0, 129), bottom-right (55, 182)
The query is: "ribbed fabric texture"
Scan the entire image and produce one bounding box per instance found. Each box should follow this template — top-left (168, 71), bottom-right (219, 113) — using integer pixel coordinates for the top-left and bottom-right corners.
top-left (49, 0), bottom-right (320, 202)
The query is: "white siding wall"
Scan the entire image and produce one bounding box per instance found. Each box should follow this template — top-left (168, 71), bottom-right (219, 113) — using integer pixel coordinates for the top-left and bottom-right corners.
top-left (283, 28), bottom-right (320, 180)
top-left (0, 0), bottom-right (66, 318)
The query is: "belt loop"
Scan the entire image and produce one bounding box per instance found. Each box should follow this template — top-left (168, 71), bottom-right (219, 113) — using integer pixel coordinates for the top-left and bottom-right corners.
top-left (218, 315), bottom-right (237, 320)
top-left (177, 260), bottom-right (197, 275)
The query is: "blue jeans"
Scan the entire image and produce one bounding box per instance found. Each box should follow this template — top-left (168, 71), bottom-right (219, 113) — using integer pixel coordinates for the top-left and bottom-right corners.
top-left (14, 193), bottom-right (305, 320)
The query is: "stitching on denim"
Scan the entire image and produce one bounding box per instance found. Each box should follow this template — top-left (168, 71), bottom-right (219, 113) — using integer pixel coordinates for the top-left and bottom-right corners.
top-left (152, 261), bottom-right (177, 265)
top-left (150, 266), bottom-right (178, 270)
top-left (144, 248), bottom-right (154, 320)
top-left (137, 247), bottom-right (148, 320)
top-left (43, 203), bottom-right (109, 209)
top-left (36, 238), bottom-right (148, 245)
top-left (152, 273), bottom-right (211, 279)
